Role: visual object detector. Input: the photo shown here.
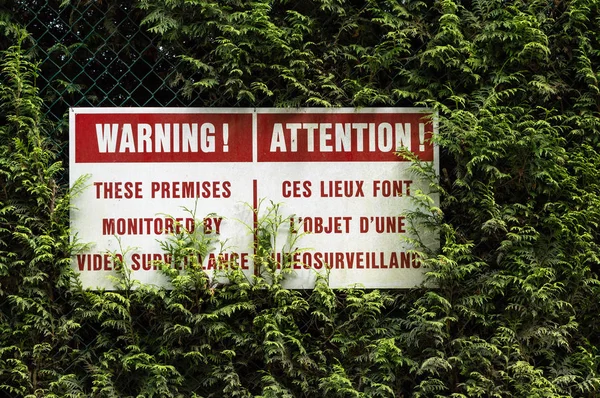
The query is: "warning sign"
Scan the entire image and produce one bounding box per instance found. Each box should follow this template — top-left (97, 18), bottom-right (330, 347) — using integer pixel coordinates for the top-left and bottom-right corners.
top-left (70, 108), bottom-right (438, 289)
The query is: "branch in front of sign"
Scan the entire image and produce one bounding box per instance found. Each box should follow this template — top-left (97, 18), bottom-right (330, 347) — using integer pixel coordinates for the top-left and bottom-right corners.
top-left (104, 236), bottom-right (141, 291)
top-left (154, 198), bottom-right (224, 291)
top-left (396, 147), bottom-right (443, 286)
top-left (69, 173), bottom-right (95, 259)
top-left (237, 199), bottom-right (311, 286)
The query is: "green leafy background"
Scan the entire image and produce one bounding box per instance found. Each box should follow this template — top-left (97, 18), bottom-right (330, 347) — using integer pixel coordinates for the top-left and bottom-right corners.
top-left (0, 0), bottom-right (599, 396)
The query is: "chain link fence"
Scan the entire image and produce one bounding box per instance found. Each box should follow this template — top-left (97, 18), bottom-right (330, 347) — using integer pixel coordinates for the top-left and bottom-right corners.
top-left (18, 0), bottom-right (191, 111)
top-left (12, 0), bottom-right (206, 178)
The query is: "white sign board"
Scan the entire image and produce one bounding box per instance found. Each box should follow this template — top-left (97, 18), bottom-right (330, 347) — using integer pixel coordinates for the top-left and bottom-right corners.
top-left (70, 108), bottom-right (438, 289)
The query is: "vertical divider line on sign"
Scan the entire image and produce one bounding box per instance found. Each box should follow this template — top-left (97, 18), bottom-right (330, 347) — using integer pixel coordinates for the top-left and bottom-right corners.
top-left (252, 110), bottom-right (259, 276)
top-left (253, 179), bottom-right (259, 276)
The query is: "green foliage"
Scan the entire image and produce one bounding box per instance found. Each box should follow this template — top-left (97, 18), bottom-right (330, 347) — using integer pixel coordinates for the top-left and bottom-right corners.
top-left (0, 0), bottom-right (599, 396)
top-left (0, 25), bottom-right (76, 396)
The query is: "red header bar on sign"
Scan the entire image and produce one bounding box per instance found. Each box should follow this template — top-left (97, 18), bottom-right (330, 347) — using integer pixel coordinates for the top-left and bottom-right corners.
top-left (75, 113), bottom-right (253, 163)
top-left (257, 112), bottom-right (434, 162)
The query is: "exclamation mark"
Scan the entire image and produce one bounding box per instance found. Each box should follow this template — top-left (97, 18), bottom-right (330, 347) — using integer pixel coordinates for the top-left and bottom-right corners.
top-left (419, 123), bottom-right (426, 151)
top-left (223, 123), bottom-right (229, 152)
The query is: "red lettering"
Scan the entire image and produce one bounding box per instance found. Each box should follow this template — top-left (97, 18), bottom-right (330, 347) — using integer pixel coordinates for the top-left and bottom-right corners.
top-left (320, 180), bottom-right (365, 197)
top-left (149, 181), bottom-right (232, 198)
top-left (373, 180), bottom-right (412, 197)
top-left (222, 181), bottom-right (231, 198)
top-left (94, 181), bottom-right (143, 199)
top-left (282, 180), bottom-right (312, 198)
top-left (300, 216), bottom-right (352, 234)
top-left (201, 181), bottom-right (211, 198)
